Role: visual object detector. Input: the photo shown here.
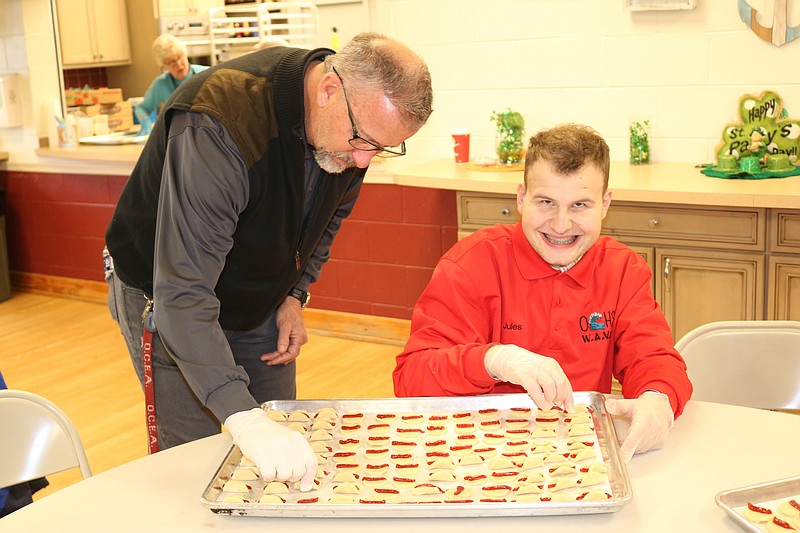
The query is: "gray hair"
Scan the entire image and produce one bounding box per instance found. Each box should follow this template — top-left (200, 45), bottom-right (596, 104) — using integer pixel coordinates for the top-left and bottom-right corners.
top-left (152, 33), bottom-right (188, 66)
top-left (324, 32), bottom-right (433, 131)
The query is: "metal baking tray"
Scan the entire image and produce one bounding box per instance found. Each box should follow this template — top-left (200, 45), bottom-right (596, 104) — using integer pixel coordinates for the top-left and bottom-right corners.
top-left (201, 392), bottom-right (631, 517)
top-left (715, 476), bottom-right (800, 532)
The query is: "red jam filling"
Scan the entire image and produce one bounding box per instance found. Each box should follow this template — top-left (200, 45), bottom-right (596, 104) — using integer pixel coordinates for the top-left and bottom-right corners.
top-left (771, 517), bottom-right (794, 530)
top-left (748, 502), bottom-right (773, 515)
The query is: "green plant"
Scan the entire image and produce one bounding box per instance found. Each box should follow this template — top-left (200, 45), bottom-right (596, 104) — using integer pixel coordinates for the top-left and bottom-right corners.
top-left (491, 108), bottom-right (525, 164)
top-left (629, 120), bottom-right (650, 165)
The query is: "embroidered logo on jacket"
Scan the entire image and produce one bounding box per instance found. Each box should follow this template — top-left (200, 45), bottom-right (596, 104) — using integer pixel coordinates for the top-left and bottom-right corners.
top-left (503, 322), bottom-right (523, 331)
top-left (579, 310), bottom-right (614, 343)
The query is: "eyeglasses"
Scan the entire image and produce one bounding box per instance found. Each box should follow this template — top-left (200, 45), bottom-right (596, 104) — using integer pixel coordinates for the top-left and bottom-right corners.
top-left (331, 66), bottom-right (406, 158)
top-left (163, 55), bottom-right (186, 68)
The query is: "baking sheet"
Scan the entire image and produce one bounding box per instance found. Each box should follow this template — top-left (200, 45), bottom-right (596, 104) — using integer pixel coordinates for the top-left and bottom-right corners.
top-left (201, 392), bottom-right (631, 518)
top-left (715, 476), bottom-right (800, 532)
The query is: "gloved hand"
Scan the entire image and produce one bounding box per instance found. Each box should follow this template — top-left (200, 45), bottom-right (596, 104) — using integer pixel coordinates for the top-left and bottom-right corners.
top-left (605, 392), bottom-right (674, 463)
top-left (139, 117), bottom-right (153, 136)
top-left (224, 407), bottom-right (317, 491)
top-left (484, 344), bottom-right (574, 412)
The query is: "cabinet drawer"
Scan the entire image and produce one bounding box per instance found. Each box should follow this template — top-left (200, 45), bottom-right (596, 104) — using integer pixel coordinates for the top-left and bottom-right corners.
top-left (769, 210), bottom-right (800, 254)
top-left (602, 202), bottom-right (765, 251)
top-left (457, 192), bottom-right (520, 229)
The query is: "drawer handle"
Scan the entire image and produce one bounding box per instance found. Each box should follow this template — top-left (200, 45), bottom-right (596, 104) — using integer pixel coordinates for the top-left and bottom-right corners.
top-left (648, 217), bottom-right (661, 228)
top-left (501, 208), bottom-right (511, 216)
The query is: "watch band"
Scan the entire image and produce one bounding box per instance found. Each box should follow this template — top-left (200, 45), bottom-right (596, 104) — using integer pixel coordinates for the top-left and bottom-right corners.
top-left (288, 288), bottom-right (310, 309)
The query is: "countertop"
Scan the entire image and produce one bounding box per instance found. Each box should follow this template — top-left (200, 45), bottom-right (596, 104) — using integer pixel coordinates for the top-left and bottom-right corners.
top-left (26, 145), bottom-right (396, 183)
top-left (35, 144), bottom-right (144, 164)
top-left (11, 147), bottom-right (800, 209)
top-left (393, 159), bottom-right (800, 209)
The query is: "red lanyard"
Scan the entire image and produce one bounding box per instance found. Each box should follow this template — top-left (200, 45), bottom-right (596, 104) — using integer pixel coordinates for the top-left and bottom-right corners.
top-left (142, 301), bottom-right (159, 454)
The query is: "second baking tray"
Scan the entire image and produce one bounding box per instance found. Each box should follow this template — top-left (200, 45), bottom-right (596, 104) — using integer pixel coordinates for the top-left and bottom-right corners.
top-left (715, 476), bottom-right (800, 532)
top-left (201, 392), bottom-right (632, 517)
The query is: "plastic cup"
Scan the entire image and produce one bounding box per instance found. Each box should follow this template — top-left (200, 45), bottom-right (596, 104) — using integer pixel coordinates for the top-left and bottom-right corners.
top-left (451, 128), bottom-right (470, 163)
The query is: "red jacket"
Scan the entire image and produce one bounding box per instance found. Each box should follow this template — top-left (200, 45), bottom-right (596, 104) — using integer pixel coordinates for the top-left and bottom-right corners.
top-left (394, 223), bottom-right (692, 417)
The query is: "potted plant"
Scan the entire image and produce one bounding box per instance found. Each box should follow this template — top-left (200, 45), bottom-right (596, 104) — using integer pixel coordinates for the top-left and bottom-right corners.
top-left (491, 108), bottom-right (525, 165)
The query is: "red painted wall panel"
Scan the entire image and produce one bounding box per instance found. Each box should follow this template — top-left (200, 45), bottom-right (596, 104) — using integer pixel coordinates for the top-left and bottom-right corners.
top-left (0, 172), bottom-right (457, 319)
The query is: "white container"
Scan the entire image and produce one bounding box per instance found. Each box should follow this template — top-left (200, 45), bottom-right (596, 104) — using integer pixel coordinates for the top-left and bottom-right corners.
top-left (92, 114), bottom-right (109, 136)
top-left (77, 115), bottom-right (93, 138)
top-left (59, 114), bottom-right (78, 148)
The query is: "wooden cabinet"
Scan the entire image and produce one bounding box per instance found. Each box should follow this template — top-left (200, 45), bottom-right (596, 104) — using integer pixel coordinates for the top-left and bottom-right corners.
top-left (457, 192), bottom-right (519, 240)
top-left (56, 0), bottom-right (131, 68)
top-left (602, 202), bottom-right (766, 342)
top-left (655, 248), bottom-right (764, 341)
top-left (768, 210), bottom-right (800, 321)
top-left (456, 192), bottom-right (773, 342)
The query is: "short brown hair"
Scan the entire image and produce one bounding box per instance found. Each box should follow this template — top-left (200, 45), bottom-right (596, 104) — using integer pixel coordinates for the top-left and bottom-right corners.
top-left (524, 123), bottom-right (610, 191)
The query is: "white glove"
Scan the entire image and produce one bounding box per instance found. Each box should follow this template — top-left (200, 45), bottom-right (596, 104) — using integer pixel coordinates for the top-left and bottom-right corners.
top-left (224, 407), bottom-right (317, 491)
top-left (605, 392), bottom-right (674, 463)
top-left (484, 344), bottom-right (574, 411)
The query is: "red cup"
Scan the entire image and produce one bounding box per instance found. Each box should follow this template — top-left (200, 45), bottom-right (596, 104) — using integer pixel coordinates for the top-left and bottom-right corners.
top-left (452, 128), bottom-right (470, 163)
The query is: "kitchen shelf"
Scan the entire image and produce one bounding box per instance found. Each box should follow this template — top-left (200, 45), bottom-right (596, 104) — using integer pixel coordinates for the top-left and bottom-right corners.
top-left (208, 2), bottom-right (319, 65)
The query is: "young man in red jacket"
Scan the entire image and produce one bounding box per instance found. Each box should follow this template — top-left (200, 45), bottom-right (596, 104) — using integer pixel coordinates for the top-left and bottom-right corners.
top-left (394, 123), bottom-right (692, 462)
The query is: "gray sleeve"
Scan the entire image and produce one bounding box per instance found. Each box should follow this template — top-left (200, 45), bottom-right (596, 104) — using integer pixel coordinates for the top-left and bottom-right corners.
top-left (152, 111), bottom-right (259, 422)
top-left (296, 176), bottom-right (363, 292)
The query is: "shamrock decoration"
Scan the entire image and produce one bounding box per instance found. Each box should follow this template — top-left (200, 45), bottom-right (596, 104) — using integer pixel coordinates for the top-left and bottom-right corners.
top-left (716, 91), bottom-right (800, 165)
top-left (491, 108), bottom-right (525, 165)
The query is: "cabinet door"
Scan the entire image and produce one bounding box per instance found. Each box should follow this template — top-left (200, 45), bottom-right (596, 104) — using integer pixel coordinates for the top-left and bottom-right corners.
top-left (628, 244), bottom-right (655, 296)
top-left (57, 0), bottom-right (96, 66)
top-left (656, 248), bottom-right (765, 342)
top-left (89, 0), bottom-right (131, 65)
top-left (58, 0), bottom-right (130, 68)
top-left (768, 256), bottom-right (800, 321)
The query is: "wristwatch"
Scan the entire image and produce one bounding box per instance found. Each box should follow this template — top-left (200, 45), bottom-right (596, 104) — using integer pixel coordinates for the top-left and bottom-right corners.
top-left (288, 288), bottom-right (310, 309)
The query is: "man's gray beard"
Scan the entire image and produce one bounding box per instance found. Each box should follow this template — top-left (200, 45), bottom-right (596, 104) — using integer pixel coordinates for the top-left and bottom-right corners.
top-left (313, 149), bottom-right (356, 174)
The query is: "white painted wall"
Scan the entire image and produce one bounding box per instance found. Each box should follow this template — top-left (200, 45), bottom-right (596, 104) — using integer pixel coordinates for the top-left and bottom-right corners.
top-left (369, 0), bottom-right (800, 169)
top-left (0, 0), bottom-right (61, 163)
top-left (3, 0), bottom-right (800, 169)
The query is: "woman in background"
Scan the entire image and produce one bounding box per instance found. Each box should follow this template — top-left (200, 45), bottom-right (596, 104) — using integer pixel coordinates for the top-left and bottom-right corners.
top-left (134, 34), bottom-right (209, 135)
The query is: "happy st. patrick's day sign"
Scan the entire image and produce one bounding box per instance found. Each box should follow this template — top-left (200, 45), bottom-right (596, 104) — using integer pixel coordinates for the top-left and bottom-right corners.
top-left (716, 91), bottom-right (800, 163)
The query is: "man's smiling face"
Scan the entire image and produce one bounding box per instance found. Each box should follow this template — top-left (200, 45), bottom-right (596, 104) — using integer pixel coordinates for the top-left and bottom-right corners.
top-left (516, 159), bottom-right (611, 268)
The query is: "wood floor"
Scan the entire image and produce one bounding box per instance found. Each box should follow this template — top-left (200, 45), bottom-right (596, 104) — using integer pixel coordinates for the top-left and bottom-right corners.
top-left (0, 291), bottom-right (401, 499)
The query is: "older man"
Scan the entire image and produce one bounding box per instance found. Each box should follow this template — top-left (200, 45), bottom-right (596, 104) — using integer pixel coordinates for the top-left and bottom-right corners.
top-left (106, 33), bottom-right (433, 490)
